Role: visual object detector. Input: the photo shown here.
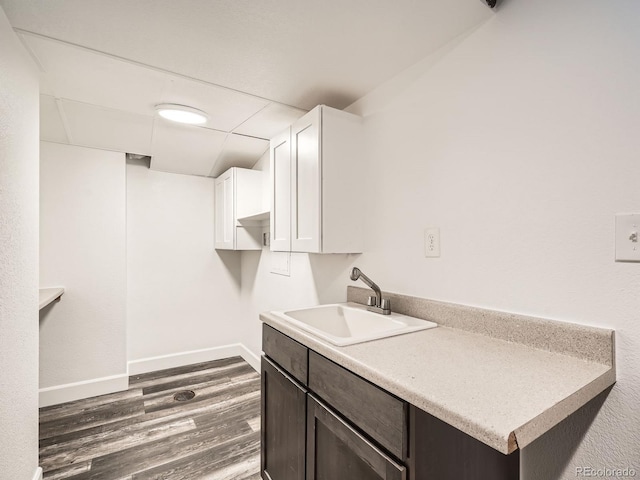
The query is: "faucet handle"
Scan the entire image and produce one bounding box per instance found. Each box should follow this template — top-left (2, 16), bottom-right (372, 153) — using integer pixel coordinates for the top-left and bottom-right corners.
top-left (380, 298), bottom-right (391, 313)
top-left (367, 295), bottom-right (377, 307)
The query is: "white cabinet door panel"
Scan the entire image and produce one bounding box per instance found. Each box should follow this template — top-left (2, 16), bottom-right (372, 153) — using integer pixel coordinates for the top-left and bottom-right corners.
top-left (214, 169), bottom-right (235, 249)
top-left (291, 109), bottom-right (321, 253)
top-left (270, 129), bottom-right (291, 252)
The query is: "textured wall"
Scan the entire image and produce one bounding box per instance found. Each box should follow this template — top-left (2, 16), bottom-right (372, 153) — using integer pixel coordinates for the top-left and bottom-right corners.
top-left (126, 160), bottom-right (243, 362)
top-left (0, 6), bottom-right (40, 479)
top-left (347, 0), bottom-right (640, 476)
top-left (39, 142), bottom-right (127, 395)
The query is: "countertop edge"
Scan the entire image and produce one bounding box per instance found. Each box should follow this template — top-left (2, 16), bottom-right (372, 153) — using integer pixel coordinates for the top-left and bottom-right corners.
top-left (512, 367), bottom-right (616, 450)
top-left (260, 311), bottom-right (616, 455)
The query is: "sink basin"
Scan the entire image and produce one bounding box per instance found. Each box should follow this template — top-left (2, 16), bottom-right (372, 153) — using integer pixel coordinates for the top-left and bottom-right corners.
top-left (271, 302), bottom-right (437, 346)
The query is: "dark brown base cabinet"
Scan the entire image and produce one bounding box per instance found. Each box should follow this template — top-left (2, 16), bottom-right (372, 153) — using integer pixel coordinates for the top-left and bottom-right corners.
top-left (261, 356), bottom-right (306, 480)
top-left (261, 324), bottom-right (519, 480)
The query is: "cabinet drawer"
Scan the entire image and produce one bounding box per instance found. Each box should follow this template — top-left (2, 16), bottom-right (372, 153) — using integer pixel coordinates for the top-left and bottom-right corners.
top-left (308, 351), bottom-right (408, 460)
top-left (262, 324), bottom-right (308, 386)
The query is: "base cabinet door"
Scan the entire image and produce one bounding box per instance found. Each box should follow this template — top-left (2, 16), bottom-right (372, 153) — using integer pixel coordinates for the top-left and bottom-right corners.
top-left (306, 395), bottom-right (406, 480)
top-left (409, 406), bottom-right (519, 480)
top-left (261, 356), bottom-right (307, 480)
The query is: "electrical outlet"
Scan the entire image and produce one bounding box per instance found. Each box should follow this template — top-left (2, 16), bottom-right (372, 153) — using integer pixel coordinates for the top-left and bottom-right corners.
top-left (425, 228), bottom-right (440, 258)
top-left (615, 214), bottom-right (640, 262)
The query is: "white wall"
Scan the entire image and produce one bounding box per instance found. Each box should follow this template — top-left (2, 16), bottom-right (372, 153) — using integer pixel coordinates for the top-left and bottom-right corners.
top-left (242, 0), bottom-right (640, 476)
top-left (0, 7), bottom-right (40, 479)
top-left (127, 161), bottom-right (244, 368)
top-left (353, 0), bottom-right (640, 476)
top-left (39, 147), bottom-right (248, 401)
top-left (39, 142), bottom-right (127, 404)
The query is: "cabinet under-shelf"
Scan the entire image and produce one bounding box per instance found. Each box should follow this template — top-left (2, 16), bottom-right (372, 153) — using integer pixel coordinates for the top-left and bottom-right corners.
top-left (236, 210), bottom-right (270, 226)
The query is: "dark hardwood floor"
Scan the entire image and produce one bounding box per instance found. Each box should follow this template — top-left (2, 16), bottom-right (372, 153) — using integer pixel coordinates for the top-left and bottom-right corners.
top-left (39, 357), bottom-right (262, 480)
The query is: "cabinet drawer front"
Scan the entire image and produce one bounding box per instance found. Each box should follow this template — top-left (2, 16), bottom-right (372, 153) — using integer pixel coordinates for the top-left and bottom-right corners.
top-left (307, 395), bottom-right (406, 480)
top-left (263, 324), bottom-right (308, 386)
top-left (308, 351), bottom-right (408, 460)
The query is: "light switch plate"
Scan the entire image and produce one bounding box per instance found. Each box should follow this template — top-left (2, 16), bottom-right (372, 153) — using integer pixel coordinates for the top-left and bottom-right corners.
top-left (615, 213), bottom-right (640, 262)
top-left (425, 227), bottom-right (440, 258)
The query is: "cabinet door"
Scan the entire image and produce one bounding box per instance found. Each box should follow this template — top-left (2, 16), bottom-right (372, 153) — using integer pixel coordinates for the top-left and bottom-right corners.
top-left (270, 128), bottom-right (292, 252)
top-left (291, 108), bottom-right (321, 253)
top-left (307, 395), bottom-right (406, 480)
top-left (409, 406), bottom-right (519, 480)
top-left (214, 168), bottom-right (235, 249)
top-left (262, 356), bottom-right (307, 480)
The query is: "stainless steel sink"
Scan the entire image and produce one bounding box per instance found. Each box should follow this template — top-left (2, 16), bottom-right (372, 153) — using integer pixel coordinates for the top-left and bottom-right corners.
top-left (271, 302), bottom-right (437, 346)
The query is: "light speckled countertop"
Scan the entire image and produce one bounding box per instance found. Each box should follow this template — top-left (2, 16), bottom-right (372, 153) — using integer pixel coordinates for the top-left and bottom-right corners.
top-left (260, 296), bottom-right (615, 455)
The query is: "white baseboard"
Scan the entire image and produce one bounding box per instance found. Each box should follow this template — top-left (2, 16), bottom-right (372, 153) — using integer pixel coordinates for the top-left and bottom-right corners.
top-left (39, 344), bottom-right (261, 407)
top-left (32, 467), bottom-right (43, 480)
top-left (39, 373), bottom-right (129, 408)
top-left (128, 343), bottom-right (261, 376)
top-left (236, 344), bottom-right (261, 372)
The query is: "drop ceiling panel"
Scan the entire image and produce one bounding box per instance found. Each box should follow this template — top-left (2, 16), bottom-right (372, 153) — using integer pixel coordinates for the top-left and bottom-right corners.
top-left (161, 77), bottom-right (269, 132)
top-left (209, 134), bottom-right (269, 178)
top-left (1, 0), bottom-right (492, 110)
top-left (62, 100), bottom-right (153, 155)
top-left (23, 34), bottom-right (167, 116)
top-left (150, 120), bottom-right (228, 176)
top-left (233, 102), bottom-right (307, 139)
top-left (40, 95), bottom-right (69, 144)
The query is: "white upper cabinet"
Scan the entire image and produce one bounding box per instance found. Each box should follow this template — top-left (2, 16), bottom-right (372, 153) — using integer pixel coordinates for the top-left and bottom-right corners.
top-left (270, 105), bottom-right (364, 254)
top-left (214, 167), bottom-right (265, 251)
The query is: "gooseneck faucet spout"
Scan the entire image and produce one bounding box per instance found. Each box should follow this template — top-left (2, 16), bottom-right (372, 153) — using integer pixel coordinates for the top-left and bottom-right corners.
top-left (350, 267), bottom-right (391, 315)
top-left (350, 267), bottom-right (382, 308)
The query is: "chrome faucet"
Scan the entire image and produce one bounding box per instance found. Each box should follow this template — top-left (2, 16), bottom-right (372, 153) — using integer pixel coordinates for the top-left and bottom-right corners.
top-left (350, 267), bottom-right (391, 315)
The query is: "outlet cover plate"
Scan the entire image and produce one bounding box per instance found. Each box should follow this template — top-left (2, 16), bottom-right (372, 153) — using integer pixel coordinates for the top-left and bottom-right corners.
top-left (615, 213), bottom-right (640, 262)
top-left (425, 227), bottom-right (440, 258)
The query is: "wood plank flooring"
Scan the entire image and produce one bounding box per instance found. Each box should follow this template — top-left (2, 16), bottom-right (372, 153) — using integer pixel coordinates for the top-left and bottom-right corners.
top-left (39, 357), bottom-right (262, 480)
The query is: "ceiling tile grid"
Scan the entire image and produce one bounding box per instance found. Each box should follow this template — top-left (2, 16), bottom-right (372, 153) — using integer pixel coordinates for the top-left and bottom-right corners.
top-left (5, 1), bottom-right (491, 176)
top-left (22, 31), bottom-right (310, 176)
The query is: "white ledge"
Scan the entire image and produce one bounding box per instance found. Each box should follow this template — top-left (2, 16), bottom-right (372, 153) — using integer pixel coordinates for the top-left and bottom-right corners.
top-left (39, 287), bottom-right (64, 310)
top-left (236, 210), bottom-right (270, 226)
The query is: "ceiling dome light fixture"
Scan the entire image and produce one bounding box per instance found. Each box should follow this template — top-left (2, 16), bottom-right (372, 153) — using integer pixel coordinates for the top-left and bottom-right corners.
top-left (155, 104), bottom-right (208, 125)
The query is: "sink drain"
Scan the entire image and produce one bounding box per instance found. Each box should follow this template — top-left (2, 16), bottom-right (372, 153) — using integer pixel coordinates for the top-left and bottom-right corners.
top-left (173, 390), bottom-right (196, 402)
